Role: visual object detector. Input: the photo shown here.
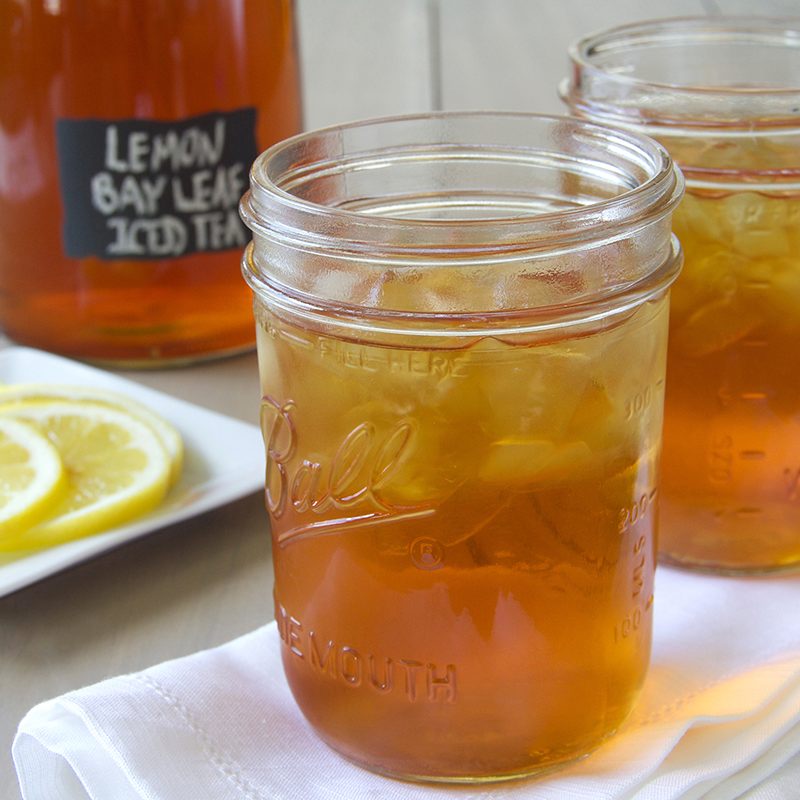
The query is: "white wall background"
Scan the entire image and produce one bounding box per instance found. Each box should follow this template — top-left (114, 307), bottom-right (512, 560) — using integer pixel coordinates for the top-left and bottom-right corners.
top-left (296, 0), bottom-right (800, 130)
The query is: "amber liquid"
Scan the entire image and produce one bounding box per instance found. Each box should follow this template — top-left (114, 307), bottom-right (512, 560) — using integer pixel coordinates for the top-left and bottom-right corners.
top-left (661, 189), bottom-right (800, 571)
top-left (257, 297), bottom-right (668, 781)
top-left (0, 0), bottom-right (301, 365)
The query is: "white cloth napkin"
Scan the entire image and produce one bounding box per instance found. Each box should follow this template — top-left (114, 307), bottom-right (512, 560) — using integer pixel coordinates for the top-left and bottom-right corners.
top-left (13, 566), bottom-right (800, 800)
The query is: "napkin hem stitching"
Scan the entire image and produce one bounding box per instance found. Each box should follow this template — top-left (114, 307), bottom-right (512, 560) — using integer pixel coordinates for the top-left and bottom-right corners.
top-left (133, 674), bottom-right (271, 800)
top-left (635, 650), bottom-right (800, 726)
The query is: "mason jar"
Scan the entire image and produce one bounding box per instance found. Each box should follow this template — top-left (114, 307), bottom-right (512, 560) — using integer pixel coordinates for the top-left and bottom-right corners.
top-left (241, 112), bottom-right (683, 781)
top-left (562, 17), bottom-right (800, 573)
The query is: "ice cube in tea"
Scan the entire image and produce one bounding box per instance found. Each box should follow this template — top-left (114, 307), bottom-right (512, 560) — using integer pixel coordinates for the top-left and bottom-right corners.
top-left (242, 111), bottom-right (682, 781)
top-left (660, 189), bottom-right (800, 571)
top-left (258, 294), bottom-right (669, 780)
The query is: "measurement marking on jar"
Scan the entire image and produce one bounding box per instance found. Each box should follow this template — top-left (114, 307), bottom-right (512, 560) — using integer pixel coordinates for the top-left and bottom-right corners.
top-left (735, 507), bottom-right (763, 517)
top-left (740, 392), bottom-right (768, 401)
top-left (618, 490), bottom-right (657, 534)
top-left (743, 280), bottom-right (772, 290)
top-left (742, 339), bottom-right (768, 348)
top-left (624, 385), bottom-right (656, 420)
top-left (613, 594), bottom-right (654, 644)
top-left (784, 467), bottom-right (800, 501)
top-left (614, 608), bottom-right (642, 642)
top-left (709, 434), bottom-right (733, 483)
top-left (632, 533), bottom-right (648, 598)
top-left (739, 450), bottom-right (766, 460)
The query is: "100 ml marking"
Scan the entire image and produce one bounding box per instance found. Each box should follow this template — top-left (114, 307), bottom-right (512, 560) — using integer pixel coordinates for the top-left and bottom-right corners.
top-left (614, 593), bottom-right (654, 644)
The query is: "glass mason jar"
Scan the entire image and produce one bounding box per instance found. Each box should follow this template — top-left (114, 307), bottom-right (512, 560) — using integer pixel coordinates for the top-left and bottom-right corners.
top-left (562, 17), bottom-right (800, 573)
top-left (240, 113), bottom-right (683, 782)
top-left (0, 0), bottom-right (301, 366)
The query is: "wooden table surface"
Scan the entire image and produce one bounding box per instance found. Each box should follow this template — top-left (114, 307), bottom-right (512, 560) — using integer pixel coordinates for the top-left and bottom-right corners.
top-left (1, 0), bottom-right (793, 795)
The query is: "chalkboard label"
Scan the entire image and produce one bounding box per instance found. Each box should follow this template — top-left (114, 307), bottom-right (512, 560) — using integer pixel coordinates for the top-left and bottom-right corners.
top-left (55, 108), bottom-right (258, 260)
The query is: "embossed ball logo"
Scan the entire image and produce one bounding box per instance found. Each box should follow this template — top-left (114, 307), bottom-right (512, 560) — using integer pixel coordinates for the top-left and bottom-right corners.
top-left (260, 396), bottom-right (435, 550)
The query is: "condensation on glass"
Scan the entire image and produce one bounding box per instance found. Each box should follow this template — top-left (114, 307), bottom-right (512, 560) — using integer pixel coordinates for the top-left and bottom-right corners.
top-left (562, 17), bottom-right (800, 573)
top-left (241, 113), bottom-right (683, 782)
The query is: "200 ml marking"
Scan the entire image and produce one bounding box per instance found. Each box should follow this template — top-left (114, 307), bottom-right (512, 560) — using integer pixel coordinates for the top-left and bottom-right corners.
top-left (618, 489), bottom-right (657, 534)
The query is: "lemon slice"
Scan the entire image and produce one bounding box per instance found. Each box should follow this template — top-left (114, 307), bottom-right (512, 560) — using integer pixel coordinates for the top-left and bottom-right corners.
top-left (0, 417), bottom-right (66, 538)
top-left (0, 384), bottom-right (183, 485)
top-left (0, 401), bottom-right (171, 551)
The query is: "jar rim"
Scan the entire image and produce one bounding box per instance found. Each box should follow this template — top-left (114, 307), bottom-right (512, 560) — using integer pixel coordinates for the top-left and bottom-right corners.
top-left (241, 111), bottom-right (682, 260)
top-left (563, 16), bottom-right (800, 130)
top-left (241, 237), bottom-right (682, 338)
top-left (241, 112), bottom-right (682, 329)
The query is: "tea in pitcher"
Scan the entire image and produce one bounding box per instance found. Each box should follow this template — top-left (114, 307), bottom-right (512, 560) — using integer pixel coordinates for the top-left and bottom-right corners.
top-left (0, 0), bottom-right (301, 365)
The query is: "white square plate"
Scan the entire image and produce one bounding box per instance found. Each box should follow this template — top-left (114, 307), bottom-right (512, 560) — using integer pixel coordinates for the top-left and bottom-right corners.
top-left (0, 347), bottom-right (265, 598)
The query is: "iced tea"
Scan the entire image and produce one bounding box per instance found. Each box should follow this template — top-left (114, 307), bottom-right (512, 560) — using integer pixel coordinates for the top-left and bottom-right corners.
top-left (0, 0), bottom-right (301, 365)
top-left (242, 113), bottom-right (682, 781)
top-left (257, 296), bottom-right (668, 780)
top-left (561, 16), bottom-right (800, 572)
top-left (660, 189), bottom-right (800, 571)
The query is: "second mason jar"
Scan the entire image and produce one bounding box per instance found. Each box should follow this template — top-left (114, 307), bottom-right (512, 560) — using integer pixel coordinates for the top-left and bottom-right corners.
top-left (563, 17), bottom-right (800, 573)
top-left (241, 113), bottom-right (683, 781)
